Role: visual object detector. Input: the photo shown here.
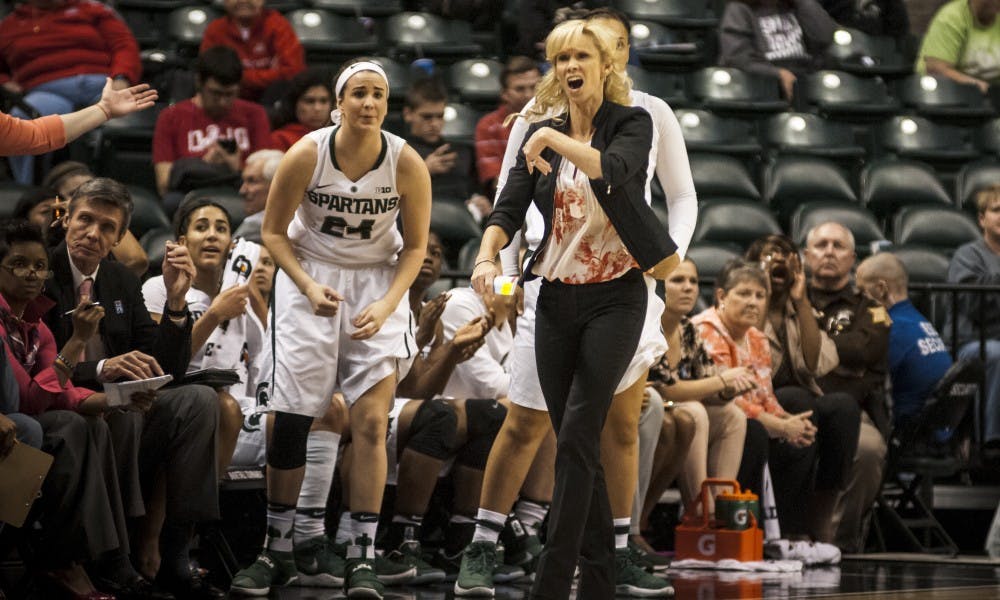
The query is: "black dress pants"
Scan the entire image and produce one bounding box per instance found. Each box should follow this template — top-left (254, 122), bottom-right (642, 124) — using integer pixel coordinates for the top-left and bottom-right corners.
top-left (530, 270), bottom-right (647, 600)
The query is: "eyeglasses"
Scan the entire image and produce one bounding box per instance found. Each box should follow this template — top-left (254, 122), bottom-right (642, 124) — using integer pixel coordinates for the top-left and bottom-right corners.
top-left (1, 264), bottom-right (55, 280)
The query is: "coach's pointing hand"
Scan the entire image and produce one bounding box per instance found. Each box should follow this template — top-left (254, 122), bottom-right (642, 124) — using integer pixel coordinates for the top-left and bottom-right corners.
top-left (351, 298), bottom-right (394, 340)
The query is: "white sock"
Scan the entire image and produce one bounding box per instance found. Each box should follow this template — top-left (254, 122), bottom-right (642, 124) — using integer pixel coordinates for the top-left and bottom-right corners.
top-left (471, 508), bottom-right (506, 544)
top-left (614, 518), bottom-right (631, 550)
top-left (294, 431), bottom-right (340, 544)
top-left (335, 511), bottom-right (355, 545)
top-left (265, 502), bottom-right (296, 553)
top-left (351, 512), bottom-right (379, 546)
top-left (514, 499), bottom-right (548, 537)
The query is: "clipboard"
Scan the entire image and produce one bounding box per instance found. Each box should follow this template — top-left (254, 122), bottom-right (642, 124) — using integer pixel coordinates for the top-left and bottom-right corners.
top-left (0, 442), bottom-right (54, 527)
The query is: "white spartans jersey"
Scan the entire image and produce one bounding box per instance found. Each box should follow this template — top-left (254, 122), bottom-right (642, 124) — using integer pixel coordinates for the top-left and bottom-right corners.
top-left (288, 126), bottom-right (407, 266)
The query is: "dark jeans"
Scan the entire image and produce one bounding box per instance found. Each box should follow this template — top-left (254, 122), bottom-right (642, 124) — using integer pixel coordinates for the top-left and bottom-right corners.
top-left (769, 386), bottom-right (860, 537)
top-left (530, 270), bottom-right (647, 600)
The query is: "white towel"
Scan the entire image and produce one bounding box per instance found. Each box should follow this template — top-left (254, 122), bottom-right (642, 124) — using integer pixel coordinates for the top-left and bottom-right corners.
top-left (670, 558), bottom-right (803, 572)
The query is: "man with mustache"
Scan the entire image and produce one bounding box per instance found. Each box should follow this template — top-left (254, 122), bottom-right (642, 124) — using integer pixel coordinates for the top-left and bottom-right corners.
top-left (804, 221), bottom-right (890, 553)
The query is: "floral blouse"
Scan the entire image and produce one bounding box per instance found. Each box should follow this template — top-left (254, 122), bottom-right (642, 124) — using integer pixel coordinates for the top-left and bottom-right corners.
top-left (691, 307), bottom-right (787, 419)
top-left (648, 317), bottom-right (716, 386)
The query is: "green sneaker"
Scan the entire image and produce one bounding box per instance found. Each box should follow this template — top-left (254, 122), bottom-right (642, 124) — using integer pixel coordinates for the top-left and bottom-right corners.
top-left (293, 535), bottom-right (345, 587)
top-left (344, 539), bottom-right (384, 599)
top-left (386, 540), bottom-right (446, 585)
top-left (454, 540), bottom-right (497, 597)
top-left (493, 544), bottom-right (526, 583)
top-left (373, 548), bottom-right (417, 585)
top-left (614, 548), bottom-right (673, 597)
top-left (628, 538), bottom-right (670, 573)
top-left (230, 549), bottom-right (297, 596)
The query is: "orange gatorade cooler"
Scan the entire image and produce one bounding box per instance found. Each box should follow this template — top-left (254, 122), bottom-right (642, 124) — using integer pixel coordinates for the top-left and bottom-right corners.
top-left (675, 478), bottom-right (763, 562)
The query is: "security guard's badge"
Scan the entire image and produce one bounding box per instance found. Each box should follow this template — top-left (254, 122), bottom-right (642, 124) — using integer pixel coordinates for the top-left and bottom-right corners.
top-left (869, 305), bottom-right (891, 326)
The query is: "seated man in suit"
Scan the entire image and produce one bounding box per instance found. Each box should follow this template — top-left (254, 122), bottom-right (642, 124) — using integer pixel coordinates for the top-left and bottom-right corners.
top-left (43, 177), bottom-right (222, 599)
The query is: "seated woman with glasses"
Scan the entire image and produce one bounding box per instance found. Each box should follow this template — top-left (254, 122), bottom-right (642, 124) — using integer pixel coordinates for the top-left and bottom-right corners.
top-left (0, 222), bottom-right (154, 599)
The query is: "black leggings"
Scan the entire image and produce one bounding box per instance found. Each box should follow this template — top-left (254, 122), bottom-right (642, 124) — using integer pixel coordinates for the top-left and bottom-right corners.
top-left (530, 269), bottom-right (647, 600)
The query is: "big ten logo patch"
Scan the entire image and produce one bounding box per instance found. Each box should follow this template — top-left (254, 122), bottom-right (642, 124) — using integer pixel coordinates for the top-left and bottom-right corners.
top-left (232, 255), bottom-right (252, 281)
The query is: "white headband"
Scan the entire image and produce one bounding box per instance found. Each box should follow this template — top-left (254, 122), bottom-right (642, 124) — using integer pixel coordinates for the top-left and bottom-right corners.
top-left (330, 61), bottom-right (389, 126)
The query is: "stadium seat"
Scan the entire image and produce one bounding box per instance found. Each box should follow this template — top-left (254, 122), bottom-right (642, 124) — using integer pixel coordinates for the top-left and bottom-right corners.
top-left (688, 153), bottom-right (760, 202)
top-left (210, 0), bottom-right (304, 12)
top-left (692, 199), bottom-right (782, 249)
top-left (180, 187), bottom-right (246, 230)
top-left (140, 227), bottom-right (175, 276)
top-left (955, 158), bottom-right (1000, 211)
top-left (879, 116), bottom-right (980, 165)
top-left (626, 64), bottom-right (688, 108)
top-left (382, 12), bottom-right (481, 61)
top-left (94, 103), bottom-right (166, 192)
top-left (127, 185), bottom-right (170, 239)
top-left (121, 7), bottom-right (166, 49)
top-left (824, 28), bottom-right (912, 78)
top-left (685, 241), bottom-right (742, 303)
top-left (674, 109), bottom-right (761, 156)
top-left (976, 117), bottom-right (1000, 157)
top-left (629, 21), bottom-right (706, 70)
top-left (764, 112), bottom-right (865, 160)
top-left (763, 155), bottom-right (857, 226)
top-left (614, 0), bottom-right (717, 29)
top-left (892, 206), bottom-right (980, 255)
top-left (287, 9), bottom-right (377, 62)
top-left (0, 182), bottom-right (30, 218)
top-left (860, 158), bottom-right (952, 222)
top-left (889, 244), bottom-right (951, 283)
top-left (802, 70), bottom-right (898, 121)
top-left (308, 0), bottom-right (402, 16)
top-left (167, 6), bottom-right (220, 51)
top-left (899, 74), bottom-right (995, 123)
top-left (456, 237), bottom-right (482, 272)
top-left (447, 59), bottom-right (504, 107)
top-left (689, 67), bottom-right (789, 117)
top-left (790, 201), bottom-right (885, 256)
top-left (441, 103), bottom-right (483, 145)
top-left (431, 201), bottom-right (481, 265)
top-left (368, 57), bottom-right (411, 106)
top-left (116, 0), bottom-right (188, 10)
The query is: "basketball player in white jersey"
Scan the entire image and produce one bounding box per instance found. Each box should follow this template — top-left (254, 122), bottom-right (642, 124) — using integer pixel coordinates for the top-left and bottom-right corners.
top-left (230, 58), bottom-right (431, 599)
top-left (454, 10), bottom-right (697, 597)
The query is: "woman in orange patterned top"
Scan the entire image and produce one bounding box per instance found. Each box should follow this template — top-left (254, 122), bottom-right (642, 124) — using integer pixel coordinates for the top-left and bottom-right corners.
top-left (694, 259), bottom-right (860, 541)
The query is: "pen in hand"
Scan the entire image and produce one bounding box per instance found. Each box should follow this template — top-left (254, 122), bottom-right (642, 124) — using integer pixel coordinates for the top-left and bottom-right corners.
top-left (64, 301), bottom-right (101, 316)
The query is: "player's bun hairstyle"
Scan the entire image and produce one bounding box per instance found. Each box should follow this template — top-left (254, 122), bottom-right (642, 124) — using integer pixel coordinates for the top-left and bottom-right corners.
top-left (173, 197), bottom-right (234, 239)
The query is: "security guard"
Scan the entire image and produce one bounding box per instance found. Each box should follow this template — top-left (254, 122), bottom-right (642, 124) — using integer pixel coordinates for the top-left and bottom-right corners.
top-left (804, 221), bottom-right (890, 553)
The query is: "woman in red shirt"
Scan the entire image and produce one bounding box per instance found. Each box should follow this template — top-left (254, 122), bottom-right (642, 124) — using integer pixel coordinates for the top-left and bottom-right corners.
top-left (269, 68), bottom-right (333, 151)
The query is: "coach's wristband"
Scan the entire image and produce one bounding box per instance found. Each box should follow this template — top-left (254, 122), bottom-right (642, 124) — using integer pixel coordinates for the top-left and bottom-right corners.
top-left (163, 304), bottom-right (189, 318)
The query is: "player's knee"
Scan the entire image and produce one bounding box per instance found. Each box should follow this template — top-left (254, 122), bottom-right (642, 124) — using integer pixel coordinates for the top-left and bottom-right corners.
top-left (505, 405), bottom-right (548, 446)
top-left (405, 399), bottom-right (457, 460)
top-left (315, 394), bottom-right (349, 434)
top-left (218, 392), bottom-right (244, 428)
top-left (266, 411), bottom-right (314, 470)
top-left (351, 406), bottom-right (388, 445)
top-left (456, 399), bottom-right (507, 469)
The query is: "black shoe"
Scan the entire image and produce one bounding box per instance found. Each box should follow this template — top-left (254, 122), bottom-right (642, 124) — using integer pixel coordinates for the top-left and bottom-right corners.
top-left (92, 575), bottom-right (175, 600)
top-left (156, 571), bottom-right (224, 600)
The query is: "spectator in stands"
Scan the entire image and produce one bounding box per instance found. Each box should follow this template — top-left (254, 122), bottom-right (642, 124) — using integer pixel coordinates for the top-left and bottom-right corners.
top-left (947, 184), bottom-right (1000, 454)
top-left (142, 199), bottom-right (262, 473)
top-left (718, 0), bottom-right (838, 99)
top-left (818, 0), bottom-right (909, 38)
top-left (236, 149), bottom-right (284, 242)
top-left (916, 0), bottom-right (1000, 93)
top-left (645, 259), bottom-right (749, 519)
top-left (0, 0), bottom-right (142, 183)
top-left (14, 180), bottom-right (150, 276)
top-left (474, 56), bottom-right (540, 197)
top-left (803, 223), bottom-right (889, 551)
top-left (719, 243), bottom-right (859, 543)
top-left (200, 0), bottom-right (304, 102)
top-left (403, 77), bottom-right (492, 223)
top-left (152, 46), bottom-right (272, 213)
top-left (269, 68), bottom-right (333, 151)
top-left (41, 178), bottom-right (223, 599)
top-left (856, 252), bottom-right (952, 431)
top-left (43, 161), bottom-right (95, 201)
top-left (0, 79), bottom-right (157, 159)
top-left (0, 222), bottom-right (154, 600)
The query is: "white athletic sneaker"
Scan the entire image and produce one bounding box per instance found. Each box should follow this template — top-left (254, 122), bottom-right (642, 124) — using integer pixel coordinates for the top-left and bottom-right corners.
top-left (764, 539), bottom-right (841, 566)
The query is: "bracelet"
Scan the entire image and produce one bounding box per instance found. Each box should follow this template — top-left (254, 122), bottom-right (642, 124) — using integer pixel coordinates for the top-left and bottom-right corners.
top-left (163, 304), bottom-right (189, 318)
top-left (96, 103), bottom-right (112, 121)
top-left (56, 353), bottom-right (76, 371)
top-left (474, 259), bottom-right (494, 269)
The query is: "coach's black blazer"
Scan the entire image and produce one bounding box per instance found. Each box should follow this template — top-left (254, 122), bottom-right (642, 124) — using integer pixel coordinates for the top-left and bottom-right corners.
top-left (44, 243), bottom-right (192, 388)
